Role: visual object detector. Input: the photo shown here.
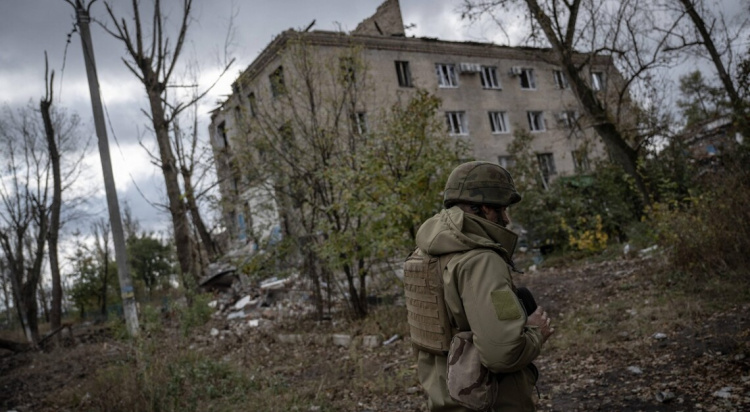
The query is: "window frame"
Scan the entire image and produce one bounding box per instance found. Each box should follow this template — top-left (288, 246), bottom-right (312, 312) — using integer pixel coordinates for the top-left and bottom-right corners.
top-left (527, 111), bottom-right (546, 132)
top-left (395, 61), bottom-right (413, 87)
top-left (553, 70), bottom-right (569, 89)
top-left (488, 111), bottom-right (509, 134)
top-left (520, 68), bottom-right (536, 90)
top-left (572, 149), bottom-right (591, 172)
top-left (446, 111), bottom-right (468, 135)
top-left (480, 66), bottom-right (501, 89)
top-left (352, 111), bottom-right (368, 135)
top-left (536, 152), bottom-right (557, 187)
top-left (498, 155), bottom-right (515, 170)
top-left (270, 65), bottom-right (286, 97)
top-left (591, 71), bottom-right (604, 91)
top-left (436, 63), bottom-right (459, 88)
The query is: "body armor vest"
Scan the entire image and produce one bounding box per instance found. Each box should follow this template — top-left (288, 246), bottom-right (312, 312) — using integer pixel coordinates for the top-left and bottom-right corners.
top-left (403, 248), bottom-right (456, 355)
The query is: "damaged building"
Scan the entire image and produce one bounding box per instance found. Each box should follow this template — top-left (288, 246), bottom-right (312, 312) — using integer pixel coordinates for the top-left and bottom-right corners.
top-left (209, 0), bottom-right (628, 246)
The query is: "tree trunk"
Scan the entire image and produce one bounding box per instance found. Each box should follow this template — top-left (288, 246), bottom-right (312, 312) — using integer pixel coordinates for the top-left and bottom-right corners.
top-left (182, 170), bottom-right (220, 262)
top-left (40, 91), bottom-right (63, 331)
top-left (146, 89), bottom-right (200, 290)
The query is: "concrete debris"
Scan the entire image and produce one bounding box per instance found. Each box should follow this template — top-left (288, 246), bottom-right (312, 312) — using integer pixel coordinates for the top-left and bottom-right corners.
top-left (332, 334), bottom-right (352, 348)
top-left (713, 387), bottom-right (732, 399)
top-left (227, 311), bottom-right (247, 321)
top-left (248, 319), bottom-right (260, 328)
top-left (655, 391), bottom-right (675, 403)
top-left (652, 332), bottom-right (668, 340)
top-left (627, 366), bottom-right (643, 374)
top-left (362, 335), bottom-right (382, 348)
top-left (383, 334), bottom-right (400, 346)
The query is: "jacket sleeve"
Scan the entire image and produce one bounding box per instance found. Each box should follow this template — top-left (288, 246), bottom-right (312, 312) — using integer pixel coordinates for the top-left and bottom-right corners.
top-left (455, 250), bottom-right (542, 374)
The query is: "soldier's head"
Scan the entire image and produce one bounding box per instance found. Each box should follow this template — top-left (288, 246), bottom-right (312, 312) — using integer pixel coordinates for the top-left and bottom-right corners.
top-left (443, 161), bottom-right (521, 227)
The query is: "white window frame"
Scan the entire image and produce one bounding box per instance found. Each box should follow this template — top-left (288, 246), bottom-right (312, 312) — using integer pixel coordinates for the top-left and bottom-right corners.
top-left (436, 63), bottom-right (458, 88)
top-left (553, 70), bottom-right (569, 89)
top-left (537, 152), bottom-right (557, 187)
top-left (520, 68), bottom-right (536, 89)
top-left (559, 111), bottom-right (578, 129)
top-left (498, 155), bottom-right (515, 170)
top-left (481, 66), bottom-right (501, 89)
top-left (591, 71), bottom-right (604, 91)
top-left (527, 111), bottom-right (546, 132)
top-left (395, 61), bottom-right (412, 87)
top-left (446, 111), bottom-right (468, 135)
top-left (488, 111), bottom-right (509, 134)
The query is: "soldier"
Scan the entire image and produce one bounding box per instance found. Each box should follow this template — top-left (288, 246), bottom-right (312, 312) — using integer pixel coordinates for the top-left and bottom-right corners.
top-left (405, 161), bottom-right (554, 411)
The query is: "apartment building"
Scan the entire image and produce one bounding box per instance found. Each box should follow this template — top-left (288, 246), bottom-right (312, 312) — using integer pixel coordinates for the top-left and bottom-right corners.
top-left (209, 0), bottom-right (617, 244)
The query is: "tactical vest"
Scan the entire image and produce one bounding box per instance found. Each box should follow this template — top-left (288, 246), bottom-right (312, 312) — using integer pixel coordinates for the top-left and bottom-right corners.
top-left (403, 248), bottom-right (456, 355)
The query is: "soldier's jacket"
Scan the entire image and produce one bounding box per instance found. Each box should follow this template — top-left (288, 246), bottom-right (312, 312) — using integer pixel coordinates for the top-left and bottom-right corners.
top-left (415, 206), bottom-right (543, 411)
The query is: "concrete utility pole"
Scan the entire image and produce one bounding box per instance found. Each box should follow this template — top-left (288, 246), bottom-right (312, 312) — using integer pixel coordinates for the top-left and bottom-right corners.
top-left (72, 0), bottom-right (139, 337)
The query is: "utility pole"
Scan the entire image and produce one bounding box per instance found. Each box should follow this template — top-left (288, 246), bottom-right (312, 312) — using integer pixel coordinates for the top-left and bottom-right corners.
top-left (71, 0), bottom-right (139, 337)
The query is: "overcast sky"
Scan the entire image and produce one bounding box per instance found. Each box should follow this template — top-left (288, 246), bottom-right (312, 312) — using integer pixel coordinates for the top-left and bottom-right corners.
top-left (0, 0), bottom-right (497, 238)
top-left (0, 0), bottom-right (747, 244)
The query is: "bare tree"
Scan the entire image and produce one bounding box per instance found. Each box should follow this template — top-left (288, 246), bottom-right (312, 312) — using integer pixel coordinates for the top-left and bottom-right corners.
top-left (0, 104), bottom-right (51, 343)
top-left (39, 53), bottom-right (64, 331)
top-left (667, 0), bottom-right (749, 134)
top-left (100, 0), bottom-right (234, 291)
top-left (462, 0), bottom-right (686, 205)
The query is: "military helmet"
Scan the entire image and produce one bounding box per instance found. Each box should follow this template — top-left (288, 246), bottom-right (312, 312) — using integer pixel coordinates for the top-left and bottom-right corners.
top-left (443, 161), bottom-right (521, 208)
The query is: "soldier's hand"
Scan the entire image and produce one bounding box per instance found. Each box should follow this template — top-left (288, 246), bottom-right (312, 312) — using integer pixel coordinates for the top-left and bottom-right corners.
top-left (526, 306), bottom-right (554, 344)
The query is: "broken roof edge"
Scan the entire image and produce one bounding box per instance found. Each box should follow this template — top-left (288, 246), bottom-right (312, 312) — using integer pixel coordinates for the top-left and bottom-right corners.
top-left (218, 28), bottom-right (616, 110)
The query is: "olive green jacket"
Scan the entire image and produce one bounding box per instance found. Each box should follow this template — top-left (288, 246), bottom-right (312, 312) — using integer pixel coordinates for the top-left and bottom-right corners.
top-left (414, 206), bottom-right (543, 411)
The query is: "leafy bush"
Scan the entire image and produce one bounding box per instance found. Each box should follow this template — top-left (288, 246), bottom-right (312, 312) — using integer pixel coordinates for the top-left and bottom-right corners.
top-left (649, 145), bottom-right (750, 280)
top-left (176, 293), bottom-right (214, 336)
top-left (507, 130), bottom-right (642, 254)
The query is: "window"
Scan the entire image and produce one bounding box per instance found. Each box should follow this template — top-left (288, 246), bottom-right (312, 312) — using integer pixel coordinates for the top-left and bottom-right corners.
top-left (247, 92), bottom-right (257, 118)
top-left (216, 121), bottom-right (228, 148)
top-left (558, 111), bottom-right (578, 129)
top-left (498, 155), bottom-right (515, 170)
top-left (591, 71), bottom-right (604, 91)
top-left (352, 111), bottom-right (368, 135)
top-left (340, 57), bottom-right (356, 83)
top-left (553, 70), bottom-right (569, 89)
top-left (488, 111), bottom-right (509, 133)
top-left (270, 66), bottom-right (286, 97)
top-left (436, 63), bottom-right (458, 87)
top-left (395, 61), bottom-right (412, 87)
top-left (527, 111), bottom-right (545, 132)
top-left (520, 68), bottom-right (536, 89)
top-left (572, 149), bottom-right (591, 172)
top-left (481, 66), bottom-right (501, 89)
top-left (446, 111), bottom-right (467, 135)
top-left (537, 153), bottom-right (556, 187)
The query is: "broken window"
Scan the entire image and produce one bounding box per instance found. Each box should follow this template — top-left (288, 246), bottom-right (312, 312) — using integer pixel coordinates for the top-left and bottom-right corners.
top-left (591, 71), bottom-right (604, 91)
top-left (395, 61), bottom-right (412, 87)
top-left (488, 111), bottom-right (509, 133)
top-left (436, 63), bottom-right (458, 87)
top-left (498, 155), bottom-right (515, 170)
top-left (527, 111), bottom-right (545, 132)
top-left (352, 111), bottom-right (368, 135)
top-left (481, 66), bottom-right (501, 89)
top-left (270, 66), bottom-right (286, 97)
top-left (572, 149), bottom-right (591, 172)
top-left (446, 111), bottom-right (467, 135)
top-left (553, 70), bottom-right (569, 89)
top-left (247, 92), bottom-right (257, 118)
top-left (340, 57), bottom-right (356, 83)
top-left (537, 153), bottom-right (556, 187)
top-left (520, 68), bottom-right (536, 89)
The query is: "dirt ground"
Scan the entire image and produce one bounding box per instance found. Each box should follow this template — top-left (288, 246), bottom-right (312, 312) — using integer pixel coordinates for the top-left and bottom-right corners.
top-left (1, 253), bottom-right (749, 411)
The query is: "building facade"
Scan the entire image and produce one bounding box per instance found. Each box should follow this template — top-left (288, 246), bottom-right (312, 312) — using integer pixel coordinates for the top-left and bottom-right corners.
top-left (209, 0), bottom-right (619, 245)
